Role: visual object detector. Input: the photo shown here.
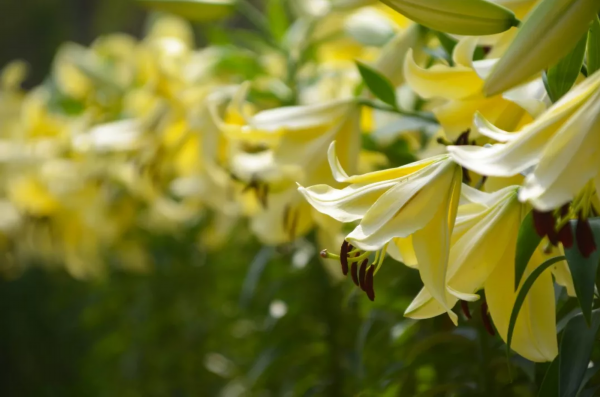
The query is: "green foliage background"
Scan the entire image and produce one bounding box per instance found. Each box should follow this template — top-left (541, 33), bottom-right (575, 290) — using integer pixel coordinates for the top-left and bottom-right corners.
top-left (1, 1), bottom-right (599, 396)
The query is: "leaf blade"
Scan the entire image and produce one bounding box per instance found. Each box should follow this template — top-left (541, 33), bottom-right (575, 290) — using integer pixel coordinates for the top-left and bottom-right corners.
top-left (546, 32), bottom-right (588, 102)
top-left (514, 211), bottom-right (542, 290)
top-left (356, 61), bottom-right (398, 108)
top-left (564, 218), bottom-right (600, 326)
top-left (559, 310), bottom-right (600, 397)
top-left (588, 16), bottom-right (600, 75)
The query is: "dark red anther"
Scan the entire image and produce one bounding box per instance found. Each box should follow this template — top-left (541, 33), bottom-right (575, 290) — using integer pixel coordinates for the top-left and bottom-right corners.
top-left (365, 265), bottom-right (375, 301)
top-left (532, 210), bottom-right (559, 245)
top-left (358, 259), bottom-right (368, 291)
top-left (340, 241), bottom-right (349, 276)
top-left (532, 210), bottom-right (553, 237)
top-left (461, 300), bottom-right (472, 320)
top-left (576, 218), bottom-right (597, 258)
top-left (350, 261), bottom-right (359, 286)
top-left (560, 203), bottom-right (570, 217)
top-left (455, 129), bottom-right (471, 146)
top-left (558, 223), bottom-right (574, 249)
top-left (462, 167), bottom-right (471, 184)
top-left (481, 302), bottom-right (495, 336)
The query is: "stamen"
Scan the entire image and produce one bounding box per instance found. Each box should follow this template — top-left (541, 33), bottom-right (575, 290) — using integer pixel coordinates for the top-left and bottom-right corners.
top-left (557, 223), bottom-right (574, 249)
top-left (461, 301), bottom-right (471, 320)
top-left (288, 208), bottom-right (299, 242)
top-left (365, 265), bottom-right (375, 301)
top-left (350, 261), bottom-right (359, 286)
top-left (358, 259), bottom-right (368, 291)
top-left (282, 205), bottom-right (290, 231)
top-left (320, 249), bottom-right (340, 260)
top-left (373, 243), bottom-right (388, 275)
top-left (576, 217), bottom-right (596, 258)
top-left (481, 301), bottom-right (495, 336)
top-left (340, 241), bottom-right (350, 276)
top-left (348, 250), bottom-right (371, 263)
top-left (532, 210), bottom-right (559, 245)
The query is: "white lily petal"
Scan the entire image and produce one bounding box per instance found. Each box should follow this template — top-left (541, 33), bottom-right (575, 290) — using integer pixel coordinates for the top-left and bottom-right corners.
top-left (473, 111), bottom-right (518, 142)
top-left (411, 164), bottom-right (462, 325)
top-left (519, 90), bottom-right (600, 210)
top-left (447, 286), bottom-right (480, 302)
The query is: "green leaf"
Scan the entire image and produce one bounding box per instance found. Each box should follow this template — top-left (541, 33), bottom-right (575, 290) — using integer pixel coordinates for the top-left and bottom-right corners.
top-left (136, 0), bottom-right (236, 22)
top-left (564, 218), bottom-right (600, 326)
top-left (538, 357), bottom-right (559, 397)
top-left (434, 31), bottom-right (457, 65)
top-left (576, 367), bottom-right (600, 397)
top-left (559, 310), bottom-right (600, 397)
top-left (588, 16), bottom-right (600, 75)
top-left (507, 256), bottom-right (565, 355)
top-left (514, 211), bottom-right (542, 290)
top-left (356, 61), bottom-right (397, 108)
top-left (545, 32), bottom-right (587, 102)
top-left (266, 0), bottom-right (289, 42)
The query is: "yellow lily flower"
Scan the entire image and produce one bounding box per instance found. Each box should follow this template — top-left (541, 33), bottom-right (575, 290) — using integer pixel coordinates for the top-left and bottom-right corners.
top-left (240, 99), bottom-right (361, 244)
top-left (404, 37), bottom-right (546, 139)
top-left (405, 185), bottom-right (558, 362)
top-left (448, 70), bottom-right (600, 210)
top-left (299, 143), bottom-right (462, 321)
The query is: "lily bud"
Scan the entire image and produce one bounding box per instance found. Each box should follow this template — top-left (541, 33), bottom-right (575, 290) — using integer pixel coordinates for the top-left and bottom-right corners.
top-left (484, 0), bottom-right (600, 96)
top-left (380, 0), bottom-right (518, 36)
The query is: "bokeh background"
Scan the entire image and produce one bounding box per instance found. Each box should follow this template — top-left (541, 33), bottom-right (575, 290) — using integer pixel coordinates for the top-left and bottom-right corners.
top-left (0, 1), bottom-right (553, 396)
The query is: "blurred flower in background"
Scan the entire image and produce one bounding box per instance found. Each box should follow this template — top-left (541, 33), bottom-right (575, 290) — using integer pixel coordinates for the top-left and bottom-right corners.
top-left (2, 0), bottom-right (600, 396)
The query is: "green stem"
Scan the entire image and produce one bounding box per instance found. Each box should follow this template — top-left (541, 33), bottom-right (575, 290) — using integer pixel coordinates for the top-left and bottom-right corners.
top-left (358, 99), bottom-right (438, 124)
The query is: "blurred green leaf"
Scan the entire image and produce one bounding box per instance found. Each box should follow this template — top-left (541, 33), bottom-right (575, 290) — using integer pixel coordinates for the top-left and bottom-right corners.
top-left (564, 218), bottom-right (600, 325)
top-left (588, 16), bottom-right (600, 75)
top-left (545, 32), bottom-right (587, 102)
top-left (356, 61), bottom-right (397, 108)
top-left (559, 310), bottom-right (600, 397)
top-left (266, 0), bottom-right (289, 42)
top-left (136, 0), bottom-right (236, 22)
top-left (514, 211), bottom-right (542, 290)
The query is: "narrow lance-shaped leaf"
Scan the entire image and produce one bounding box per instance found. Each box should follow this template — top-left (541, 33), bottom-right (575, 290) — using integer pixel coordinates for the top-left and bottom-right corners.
top-left (266, 0), bottom-right (289, 42)
top-left (587, 16), bottom-right (600, 75)
top-left (563, 218), bottom-right (600, 326)
top-left (545, 32), bottom-right (588, 101)
top-left (514, 211), bottom-right (543, 290)
top-left (538, 357), bottom-right (559, 397)
top-left (507, 256), bottom-right (565, 355)
top-left (356, 61), bottom-right (398, 108)
top-left (559, 310), bottom-right (600, 397)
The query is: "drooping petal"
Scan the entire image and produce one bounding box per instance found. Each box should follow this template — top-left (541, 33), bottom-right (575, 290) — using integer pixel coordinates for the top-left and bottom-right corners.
top-left (404, 49), bottom-right (482, 100)
top-left (449, 71), bottom-right (600, 177)
top-left (346, 160), bottom-right (456, 250)
top-left (298, 178), bottom-right (400, 223)
top-left (519, 90), bottom-right (600, 210)
top-left (473, 111), bottom-right (519, 142)
top-left (327, 141), bottom-right (440, 184)
top-left (387, 235), bottom-right (418, 267)
top-left (485, 247), bottom-right (558, 362)
top-left (411, 163), bottom-right (462, 325)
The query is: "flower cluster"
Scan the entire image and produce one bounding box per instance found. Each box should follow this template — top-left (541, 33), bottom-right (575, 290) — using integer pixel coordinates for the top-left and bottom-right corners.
top-left (3, 0), bottom-right (600, 366)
